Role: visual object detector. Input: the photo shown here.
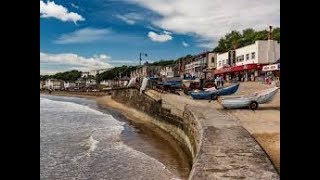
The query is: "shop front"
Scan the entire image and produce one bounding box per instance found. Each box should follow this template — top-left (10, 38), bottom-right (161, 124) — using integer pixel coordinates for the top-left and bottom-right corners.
top-left (214, 64), bottom-right (263, 82)
top-left (262, 63), bottom-right (280, 82)
top-left (262, 63), bottom-right (280, 75)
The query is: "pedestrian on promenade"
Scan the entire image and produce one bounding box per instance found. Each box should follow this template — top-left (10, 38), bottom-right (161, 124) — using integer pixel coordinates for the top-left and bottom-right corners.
top-left (214, 76), bottom-right (218, 87)
top-left (216, 75), bottom-right (220, 87)
top-left (221, 76), bottom-right (224, 87)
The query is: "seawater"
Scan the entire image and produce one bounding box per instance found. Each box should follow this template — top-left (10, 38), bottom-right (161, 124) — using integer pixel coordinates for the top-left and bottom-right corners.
top-left (40, 95), bottom-right (189, 179)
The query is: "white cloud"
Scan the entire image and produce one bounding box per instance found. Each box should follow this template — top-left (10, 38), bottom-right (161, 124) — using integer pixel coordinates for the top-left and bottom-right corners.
top-left (198, 41), bottom-right (216, 49)
top-left (129, 0), bottom-right (280, 48)
top-left (40, 52), bottom-right (113, 74)
top-left (148, 31), bottom-right (173, 42)
top-left (40, 1), bottom-right (84, 23)
top-left (146, 25), bottom-right (159, 31)
top-left (40, 69), bottom-right (62, 75)
top-left (163, 30), bottom-right (172, 35)
top-left (182, 41), bottom-right (189, 47)
top-left (116, 13), bottom-right (143, 25)
top-left (54, 28), bottom-right (111, 44)
top-left (71, 3), bottom-right (79, 9)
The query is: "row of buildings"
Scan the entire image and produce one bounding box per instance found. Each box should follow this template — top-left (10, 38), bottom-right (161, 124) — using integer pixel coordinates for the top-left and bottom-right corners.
top-left (130, 39), bottom-right (280, 82)
top-left (41, 39), bottom-right (280, 90)
top-left (40, 78), bottom-right (98, 90)
top-left (40, 68), bottom-right (110, 90)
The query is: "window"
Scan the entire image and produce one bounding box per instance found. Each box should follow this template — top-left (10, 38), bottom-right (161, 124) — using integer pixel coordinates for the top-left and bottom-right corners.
top-left (251, 52), bottom-right (256, 59)
top-left (241, 55), bottom-right (244, 62)
top-left (246, 54), bottom-right (249, 60)
top-left (211, 57), bottom-right (215, 63)
top-left (222, 60), bottom-right (225, 65)
top-left (218, 61), bottom-right (221, 66)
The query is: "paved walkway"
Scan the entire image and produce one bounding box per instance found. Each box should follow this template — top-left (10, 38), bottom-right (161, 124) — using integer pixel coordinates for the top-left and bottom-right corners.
top-left (145, 81), bottom-right (280, 173)
top-left (188, 105), bottom-right (279, 179)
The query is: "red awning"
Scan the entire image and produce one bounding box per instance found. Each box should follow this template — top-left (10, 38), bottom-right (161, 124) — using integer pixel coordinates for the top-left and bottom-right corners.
top-left (214, 64), bottom-right (262, 74)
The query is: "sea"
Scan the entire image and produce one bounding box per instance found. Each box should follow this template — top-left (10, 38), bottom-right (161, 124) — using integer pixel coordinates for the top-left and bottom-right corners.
top-left (40, 95), bottom-right (190, 180)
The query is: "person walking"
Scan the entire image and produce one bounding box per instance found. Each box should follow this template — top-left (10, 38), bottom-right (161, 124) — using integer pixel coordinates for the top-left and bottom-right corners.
top-left (214, 76), bottom-right (218, 87)
top-left (221, 76), bottom-right (224, 87)
top-left (216, 75), bottom-right (220, 87)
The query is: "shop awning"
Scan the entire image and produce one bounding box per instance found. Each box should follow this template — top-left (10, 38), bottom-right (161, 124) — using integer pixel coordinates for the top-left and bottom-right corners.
top-left (214, 64), bottom-right (262, 74)
top-left (262, 63), bottom-right (280, 72)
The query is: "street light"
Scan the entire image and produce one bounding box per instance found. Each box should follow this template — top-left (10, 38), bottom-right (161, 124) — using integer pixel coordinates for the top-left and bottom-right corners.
top-left (139, 52), bottom-right (148, 66)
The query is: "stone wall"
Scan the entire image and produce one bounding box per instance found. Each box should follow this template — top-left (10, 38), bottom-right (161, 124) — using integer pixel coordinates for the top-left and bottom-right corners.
top-left (110, 87), bottom-right (279, 179)
top-left (111, 88), bottom-right (197, 165)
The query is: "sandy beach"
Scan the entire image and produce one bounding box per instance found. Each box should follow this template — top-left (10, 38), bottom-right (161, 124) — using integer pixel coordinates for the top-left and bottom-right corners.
top-left (213, 82), bottom-right (280, 172)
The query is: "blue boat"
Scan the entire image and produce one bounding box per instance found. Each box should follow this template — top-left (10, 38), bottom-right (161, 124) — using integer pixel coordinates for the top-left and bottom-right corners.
top-left (166, 81), bottom-right (182, 88)
top-left (190, 83), bottom-right (240, 100)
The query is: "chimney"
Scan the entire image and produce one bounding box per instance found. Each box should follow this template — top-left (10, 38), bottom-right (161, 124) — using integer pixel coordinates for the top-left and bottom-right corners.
top-left (267, 25), bottom-right (275, 64)
top-left (268, 25), bottom-right (273, 40)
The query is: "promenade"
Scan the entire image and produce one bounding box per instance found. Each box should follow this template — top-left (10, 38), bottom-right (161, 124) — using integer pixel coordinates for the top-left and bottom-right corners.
top-left (146, 82), bottom-right (280, 173)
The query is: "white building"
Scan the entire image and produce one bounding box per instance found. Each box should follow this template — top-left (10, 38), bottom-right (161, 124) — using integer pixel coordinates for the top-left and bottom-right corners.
top-left (45, 79), bottom-right (64, 90)
top-left (185, 60), bottom-right (204, 78)
top-left (100, 80), bottom-right (111, 86)
top-left (75, 78), bottom-right (86, 87)
top-left (86, 79), bottom-right (96, 86)
top-left (40, 80), bottom-right (46, 89)
top-left (215, 40), bottom-right (280, 81)
top-left (160, 66), bottom-right (174, 78)
top-left (81, 72), bottom-right (89, 78)
top-left (64, 82), bottom-right (76, 89)
top-left (216, 40), bottom-right (280, 70)
top-left (185, 52), bottom-right (216, 78)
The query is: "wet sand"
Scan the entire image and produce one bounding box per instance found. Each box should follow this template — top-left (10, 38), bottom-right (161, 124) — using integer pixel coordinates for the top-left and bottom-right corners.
top-left (43, 93), bottom-right (191, 179)
top-left (95, 96), bottom-right (191, 179)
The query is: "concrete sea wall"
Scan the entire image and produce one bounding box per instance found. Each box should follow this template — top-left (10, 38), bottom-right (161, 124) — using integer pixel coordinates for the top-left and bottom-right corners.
top-left (111, 87), bottom-right (279, 179)
top-left (111, 88), bottom-right (198, 166)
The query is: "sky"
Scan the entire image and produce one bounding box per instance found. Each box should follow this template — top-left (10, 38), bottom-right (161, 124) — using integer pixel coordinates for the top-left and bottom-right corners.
top-left (40, 0), bottom-right (280, 74)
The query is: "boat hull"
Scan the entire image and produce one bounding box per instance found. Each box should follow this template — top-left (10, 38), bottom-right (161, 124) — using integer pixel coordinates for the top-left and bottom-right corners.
top-left (220, 87), bottom-right (279, 109)
top-left (190, 83), bottom-right (240, 100)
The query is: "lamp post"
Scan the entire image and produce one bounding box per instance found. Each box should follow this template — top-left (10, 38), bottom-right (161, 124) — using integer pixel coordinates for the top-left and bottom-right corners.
top-left (267, 25), bottom-right (273, 64)
top-left (139, 52), bottom-right (148, 66)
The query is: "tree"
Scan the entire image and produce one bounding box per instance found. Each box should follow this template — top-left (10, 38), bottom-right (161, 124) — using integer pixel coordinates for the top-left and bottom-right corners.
top-left (241, 28), bottom-right (256, 46)
top-left (254, 30), bottom-right (269, 41)
top-left (272, 27), bottom-right (280, 43)
top-left (41, 70), bottom-right (81, 82)
top-left (95, 65), bottom-right (137, 82)
top-left (149, 60), bottom-right (175, 66)
top-left (213, 27), bottom-right (280, 52)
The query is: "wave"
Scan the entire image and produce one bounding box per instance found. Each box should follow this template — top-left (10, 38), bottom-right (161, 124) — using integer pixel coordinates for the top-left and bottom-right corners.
top-left (40, 96), bottom-right (178, 179)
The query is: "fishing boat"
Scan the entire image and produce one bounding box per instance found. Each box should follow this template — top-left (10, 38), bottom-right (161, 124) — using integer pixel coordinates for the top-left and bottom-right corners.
top-left (190, 83), bottom-right (240, 100)
top-left (219, 87), bottom-right (279, 110)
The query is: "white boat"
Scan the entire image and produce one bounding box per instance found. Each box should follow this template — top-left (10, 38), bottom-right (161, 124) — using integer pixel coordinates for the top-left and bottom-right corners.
top-left (219, 87), bottom-right (279, 110)
top-left (140, 77), bottom-right (149, 93)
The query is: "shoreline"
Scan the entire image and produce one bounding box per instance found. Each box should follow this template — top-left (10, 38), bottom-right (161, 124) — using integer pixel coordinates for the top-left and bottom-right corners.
top-left (42, 87), bottom-right (279, 179)
top-left (41, 92), bottom-right (191, 179)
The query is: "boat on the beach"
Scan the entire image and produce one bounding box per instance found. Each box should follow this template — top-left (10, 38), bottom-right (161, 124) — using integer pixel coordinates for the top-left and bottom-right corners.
top-left (219, 87), bottom-right (279, 110)
top-left (190, 83), bottom-right (240, 100)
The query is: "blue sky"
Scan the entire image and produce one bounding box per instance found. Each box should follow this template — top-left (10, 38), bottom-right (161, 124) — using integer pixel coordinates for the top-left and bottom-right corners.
top-left (40, 0), bottom-right (280, 74)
